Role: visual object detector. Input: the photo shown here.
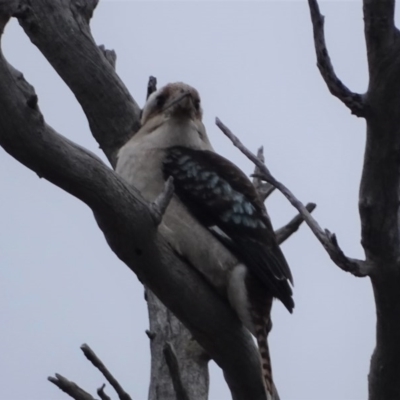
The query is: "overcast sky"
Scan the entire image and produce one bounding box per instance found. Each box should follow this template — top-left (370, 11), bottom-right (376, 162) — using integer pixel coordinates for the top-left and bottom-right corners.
top-left (0, 1), bottom-right (391, 399)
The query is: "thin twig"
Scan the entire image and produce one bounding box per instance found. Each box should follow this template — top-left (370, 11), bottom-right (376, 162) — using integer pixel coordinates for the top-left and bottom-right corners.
top-left (48, 373), bottom-right (96, 400)
top-left (216, 117), bottom-right (373, 277)
top-left (275, 203), bottom-right (316, 245)
top-left (163, 342), bottom-right (190, 400)
top-left (80, 344), bottom-right (132, 400)
top-left (150, 176), bottom-right (174, 226)
top-left (308, 0), bottom-right (366, 117)
top-left (147, 76), bottom-right (157, 99)
top-left (252, 147), bottom-right (275, 201)
top-left (97, 384), bottom-right (112, 400)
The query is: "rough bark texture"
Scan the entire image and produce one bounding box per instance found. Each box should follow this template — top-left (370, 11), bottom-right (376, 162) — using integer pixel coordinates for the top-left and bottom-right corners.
top-left (308, 0), bottom-right (400, 399)
top-left (362, 2), bottom-right (400, 399)
top-left (15, 0), bottom-right (141, 167)
top-left (146, 290), bottom-right (209, 400)
top-left (0, 2), bottom-right (269, 400)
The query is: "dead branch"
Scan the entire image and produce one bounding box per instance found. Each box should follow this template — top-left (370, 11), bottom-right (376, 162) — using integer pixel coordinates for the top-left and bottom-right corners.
top-left (146, 330), bottom-right (157, 340)
top-left (97, 384), bottom-right (111, 400)
top-left (216, 117), bottom-right (373, 277)
top-left (147, 76), bottom-right (158, 99)
top-left (48, 374), bottom-right (96, 400)
top-left (97, 387), bottom-right (111, 400)
top-left (163, 342), bottom-right (191, 400)
top-left (252, 147), bottom-right (275, 201)
top-left (12, 0), bottom-right (141, 166)
top-left (307, 0), bottom-right (366, 117)
top-left (275, 203), bottom-right (317, 245)
top-left (81, 344), bottom-right (132, 400)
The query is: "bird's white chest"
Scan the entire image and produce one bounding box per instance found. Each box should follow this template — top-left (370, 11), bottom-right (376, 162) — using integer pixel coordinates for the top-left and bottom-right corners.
top-left (116, 142), bottom-right (165, 201)
top-left (116, 119), bottom-right (205, 200)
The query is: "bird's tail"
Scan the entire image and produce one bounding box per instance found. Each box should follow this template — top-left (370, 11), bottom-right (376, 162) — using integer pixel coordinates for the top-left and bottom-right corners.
top-left (254, 320), bottom-right (274, 399)
top-left (246, 276), bottom-right (278, 399)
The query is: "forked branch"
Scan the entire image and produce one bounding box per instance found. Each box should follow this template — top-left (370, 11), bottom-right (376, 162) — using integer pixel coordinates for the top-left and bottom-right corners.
top-left (275, 203), bottom-right (317, 245)
top-left (252, 147), bottom-right (315, 244)
top-left (308, 0), bottom-right (366, 117)
top-left (216, 117), bottom-right (372, 277)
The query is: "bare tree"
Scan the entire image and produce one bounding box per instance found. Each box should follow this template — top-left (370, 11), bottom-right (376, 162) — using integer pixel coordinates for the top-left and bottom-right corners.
top-left (0, 0), bottom-right (398, 399)
top-left (306, 1), bottom-right (400, 399)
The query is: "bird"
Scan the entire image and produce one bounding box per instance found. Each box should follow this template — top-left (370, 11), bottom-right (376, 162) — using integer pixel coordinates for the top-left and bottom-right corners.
top-left (116, 82), bottom-right (294, 398)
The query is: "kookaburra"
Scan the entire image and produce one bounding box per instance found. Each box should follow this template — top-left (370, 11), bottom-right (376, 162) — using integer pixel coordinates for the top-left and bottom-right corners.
top-left (116, 82), bottom-right (294, 398)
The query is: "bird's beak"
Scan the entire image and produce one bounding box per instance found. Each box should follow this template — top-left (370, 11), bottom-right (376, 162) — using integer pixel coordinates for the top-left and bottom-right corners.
top-left (161, 91), bottom-right (192, 113)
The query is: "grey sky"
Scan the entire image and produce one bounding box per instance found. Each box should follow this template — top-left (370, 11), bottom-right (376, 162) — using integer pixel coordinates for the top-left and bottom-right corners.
top-left (0, 1), bottom-right (383, 399)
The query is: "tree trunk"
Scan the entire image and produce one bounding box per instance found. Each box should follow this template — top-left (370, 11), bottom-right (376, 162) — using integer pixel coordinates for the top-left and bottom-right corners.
top-left (308, 0), bottom-right (400, 398)
top-left (146, 290), bottom-right (209, 400)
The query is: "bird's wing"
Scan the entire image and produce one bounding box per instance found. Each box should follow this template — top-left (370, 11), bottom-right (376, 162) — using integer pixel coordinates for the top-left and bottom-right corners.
top-left (163, 146), bottom-right (294, 312)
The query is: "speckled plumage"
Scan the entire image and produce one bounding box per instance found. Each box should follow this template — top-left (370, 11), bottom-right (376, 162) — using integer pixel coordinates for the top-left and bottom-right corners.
top-left (116, 82), bottom-right (293, 398)
top-left (163, 146), bottom-right (294, 311)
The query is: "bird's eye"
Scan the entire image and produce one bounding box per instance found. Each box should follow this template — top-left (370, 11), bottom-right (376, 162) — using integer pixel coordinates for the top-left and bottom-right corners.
top-left (194, 100), bottom-right (200, 111)
top-left (156, 95), bottom-right (166, 108)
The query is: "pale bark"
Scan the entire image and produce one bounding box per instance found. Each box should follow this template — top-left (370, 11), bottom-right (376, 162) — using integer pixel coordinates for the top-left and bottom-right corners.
top-left (146, 291), bottom-right (209, 400)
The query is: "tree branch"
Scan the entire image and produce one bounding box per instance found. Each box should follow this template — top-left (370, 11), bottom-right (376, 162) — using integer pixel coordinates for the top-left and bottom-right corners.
top-left (163, 342), bottom-right (191, 400)
top-left (0, 17), bottom-right (267, 400)
top-left (145, 329), bottom-right (156, 340)
top-left (307, 0), bottom-right (366, 117)
top-left (147, 76), bottom-right (158, 100)
top-left (48, 374), bottom-right (96, 400)
top-left (81, 344), bottom-right (132, 400)
top-left (216, 117), bottom-right (373, 277)
top-left (97, 384), bottom-right (111, 400)
top-left (12, 0), bottom-right (141, 167)
top-left (275, 203), bottom-right (316, 245)
top-left (252, 147), bottom-right (275, 201)
top-left (253, 148), bottom-right (314, 244)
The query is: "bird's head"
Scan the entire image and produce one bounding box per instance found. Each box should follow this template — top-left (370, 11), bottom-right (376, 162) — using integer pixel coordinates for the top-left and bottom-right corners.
top-left (141, 82), bottom-right (203, 126)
